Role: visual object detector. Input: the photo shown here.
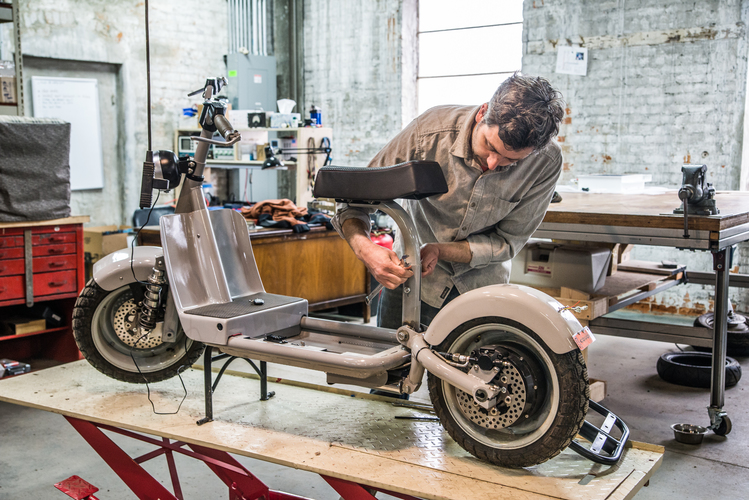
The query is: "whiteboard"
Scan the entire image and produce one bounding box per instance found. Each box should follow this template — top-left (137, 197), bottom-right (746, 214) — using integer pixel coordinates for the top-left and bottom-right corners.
top-left (31, 76), bottom-right (104, 190)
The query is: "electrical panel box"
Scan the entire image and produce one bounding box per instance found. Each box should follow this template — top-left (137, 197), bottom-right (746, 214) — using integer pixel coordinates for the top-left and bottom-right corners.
top-left (226, 53), bottom-right (277, 113)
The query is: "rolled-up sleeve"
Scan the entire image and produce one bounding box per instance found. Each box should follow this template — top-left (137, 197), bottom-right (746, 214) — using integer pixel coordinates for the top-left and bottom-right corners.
top-left (467, 150), bottom-right (562, 268)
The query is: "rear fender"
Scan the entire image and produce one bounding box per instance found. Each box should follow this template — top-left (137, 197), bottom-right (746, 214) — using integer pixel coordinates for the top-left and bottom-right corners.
top-left (423, 284), bottom-right (584, 354)
top-left (93, 246), bottom-right (163, 291)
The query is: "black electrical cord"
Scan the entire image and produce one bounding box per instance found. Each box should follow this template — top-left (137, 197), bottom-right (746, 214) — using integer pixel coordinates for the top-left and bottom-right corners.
top-left (130, 189), bottom-right (160, 286)
top-left (145, 0), bottom-right (152, 152)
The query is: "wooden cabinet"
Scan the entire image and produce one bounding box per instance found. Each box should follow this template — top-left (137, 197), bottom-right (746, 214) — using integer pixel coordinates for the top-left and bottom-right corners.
top-left (0, 217), bottom-right (88, 363)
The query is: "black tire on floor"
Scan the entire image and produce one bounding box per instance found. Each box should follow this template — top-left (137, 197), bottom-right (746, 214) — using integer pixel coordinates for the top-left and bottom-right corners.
top-left (428, 317), bottom-right (589, 469)
top-left (656, 352), bottom-right (742, 389)
top-left (691, 313), bottom-right (749, 357)
top-left (73, 279), bottom-right (204, 383)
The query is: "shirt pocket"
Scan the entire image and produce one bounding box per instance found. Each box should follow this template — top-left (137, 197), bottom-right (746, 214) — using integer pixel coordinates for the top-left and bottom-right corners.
top-left (474, 197), bottom-right (520, 233)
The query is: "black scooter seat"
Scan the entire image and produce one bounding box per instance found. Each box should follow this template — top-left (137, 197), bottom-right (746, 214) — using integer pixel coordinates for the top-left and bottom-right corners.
top-left (313, 160), bottom-right (448, 202)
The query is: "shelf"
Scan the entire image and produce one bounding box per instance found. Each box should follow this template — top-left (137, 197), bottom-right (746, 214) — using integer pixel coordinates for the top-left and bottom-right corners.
top-left (0, 326), bottom-right (68, 342)
top-left (178, 127), bottom-right (329, 133)
top-left (206, 159), bottom-right (294, 169)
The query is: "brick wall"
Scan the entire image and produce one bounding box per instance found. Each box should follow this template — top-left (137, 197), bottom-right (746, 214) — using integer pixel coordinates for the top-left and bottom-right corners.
top-left (302, 0), bottom-right (415, 166)
top-left (14, 0), bottom-right (227, 225)
top-left (523, 0), bottom-right (749, 313)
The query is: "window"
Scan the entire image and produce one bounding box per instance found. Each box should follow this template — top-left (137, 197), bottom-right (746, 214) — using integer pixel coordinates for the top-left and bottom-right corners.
top-left (418, 0), bottom-right (524, 114)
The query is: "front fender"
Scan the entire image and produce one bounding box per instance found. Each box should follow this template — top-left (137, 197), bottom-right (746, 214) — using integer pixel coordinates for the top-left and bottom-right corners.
top-left (93, 246), bottom-right (163, 291)
top-left (423, 284), bottom-right (583, 354)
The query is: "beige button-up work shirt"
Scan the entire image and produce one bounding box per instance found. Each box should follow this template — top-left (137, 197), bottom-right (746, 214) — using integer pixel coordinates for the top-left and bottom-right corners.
top-left (332, 105), bottom-right (562, 308)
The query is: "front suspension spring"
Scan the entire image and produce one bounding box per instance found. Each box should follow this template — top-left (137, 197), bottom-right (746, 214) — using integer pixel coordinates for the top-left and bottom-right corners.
top-left (139, 264), bottom-right (167, 332)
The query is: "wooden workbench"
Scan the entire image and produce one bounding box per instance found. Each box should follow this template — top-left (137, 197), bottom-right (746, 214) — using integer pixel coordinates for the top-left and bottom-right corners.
top-left (0, 361), bottom-right (663, 500)
top-left (535, 190), bottom-right (749, 435)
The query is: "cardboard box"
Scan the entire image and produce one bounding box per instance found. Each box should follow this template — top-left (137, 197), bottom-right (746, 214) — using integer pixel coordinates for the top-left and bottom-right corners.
top-left (0, 75), bottom-right (16, 104)
top-left (1, 317), bottom-right (47, 336)
top-left (84, 225), bottom-right (131, 263)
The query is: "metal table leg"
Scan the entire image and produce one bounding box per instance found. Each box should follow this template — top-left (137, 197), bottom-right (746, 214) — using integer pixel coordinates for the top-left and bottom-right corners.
top-left (708, 246), bottom-right (732, 434)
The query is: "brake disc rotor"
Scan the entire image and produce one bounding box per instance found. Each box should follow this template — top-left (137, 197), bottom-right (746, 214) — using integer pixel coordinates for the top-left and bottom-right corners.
top-left (112, 296), bottom-right (163, 349)
top-left (456, 363), bottom-right (527, 429)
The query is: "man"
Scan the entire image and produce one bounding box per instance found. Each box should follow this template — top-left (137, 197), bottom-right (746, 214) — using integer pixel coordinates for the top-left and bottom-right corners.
top-left (332, 74), bottom-right (565, 329)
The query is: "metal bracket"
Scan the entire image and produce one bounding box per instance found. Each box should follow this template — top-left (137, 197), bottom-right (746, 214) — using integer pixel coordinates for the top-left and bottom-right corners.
top-left (23, 229), bottom-right (33, 307)
top-left (569, 400), bottom-right (630, 465)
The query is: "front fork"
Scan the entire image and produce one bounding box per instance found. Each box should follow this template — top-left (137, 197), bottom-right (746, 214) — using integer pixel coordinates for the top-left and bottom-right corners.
top-left (138, 256), bottom-right (180, 343)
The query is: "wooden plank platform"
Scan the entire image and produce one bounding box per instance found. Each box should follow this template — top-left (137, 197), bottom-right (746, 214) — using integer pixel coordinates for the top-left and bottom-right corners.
top-left (0, 361), bottom-right (663, 500)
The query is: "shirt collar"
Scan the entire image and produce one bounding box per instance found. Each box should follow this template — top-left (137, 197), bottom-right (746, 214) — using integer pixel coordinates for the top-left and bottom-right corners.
top-left (450, 105), bottom-right (482, 162)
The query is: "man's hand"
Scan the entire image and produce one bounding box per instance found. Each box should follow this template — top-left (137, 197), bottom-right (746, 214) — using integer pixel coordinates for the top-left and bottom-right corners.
top-left (359, 242), bottom-right (413, 288)
top-left (342, 218), bottom-right (413, 289)
top-left (420, 243), bottom-right (439, 277)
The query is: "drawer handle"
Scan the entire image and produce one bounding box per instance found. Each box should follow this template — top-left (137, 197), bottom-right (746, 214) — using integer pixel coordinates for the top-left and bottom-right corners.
top-left (49, 280), bottom-right (67, 287)
top-left (48, 262), bottom-right (65, 269)
top-left (48, 248), bottom-right (64, 254)
top-left (47, 237), bottom-right (65, 243)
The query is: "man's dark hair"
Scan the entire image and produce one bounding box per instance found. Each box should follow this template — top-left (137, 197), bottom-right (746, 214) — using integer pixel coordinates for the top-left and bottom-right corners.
top-left (483, 73), bottom-right (565, 152)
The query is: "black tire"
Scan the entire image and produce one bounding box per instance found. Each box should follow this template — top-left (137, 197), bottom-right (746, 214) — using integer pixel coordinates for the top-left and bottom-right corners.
top-left (691, 313), bottom-right (749, 357)
top-left (73, 279), bottom-right (204, 383)
top-left (656, 352), bottom-right (742, 389)
top-left (428, 317), bottom-right (589, 468)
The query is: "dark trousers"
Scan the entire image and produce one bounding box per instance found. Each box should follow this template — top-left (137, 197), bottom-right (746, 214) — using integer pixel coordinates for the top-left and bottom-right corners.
top-left (376, 285), bottom-right (461, 330)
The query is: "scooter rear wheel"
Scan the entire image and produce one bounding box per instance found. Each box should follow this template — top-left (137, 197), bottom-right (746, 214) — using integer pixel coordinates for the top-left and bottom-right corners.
top-left (73, 279), bottom-right (204, 383)
top-left (428, 317), bottom-right (589, 468)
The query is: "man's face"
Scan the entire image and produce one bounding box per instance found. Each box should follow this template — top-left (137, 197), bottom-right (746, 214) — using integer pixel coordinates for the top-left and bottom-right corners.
top-left (471, 103), bottom-right (533, 171)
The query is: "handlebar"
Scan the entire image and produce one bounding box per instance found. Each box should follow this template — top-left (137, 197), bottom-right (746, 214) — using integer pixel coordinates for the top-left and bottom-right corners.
top-left (214, 114), bottom-right (240, 142)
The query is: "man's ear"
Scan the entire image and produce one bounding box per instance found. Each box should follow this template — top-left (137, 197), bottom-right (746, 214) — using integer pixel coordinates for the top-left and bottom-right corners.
top-left (476, 103), bottom-right (488, 123)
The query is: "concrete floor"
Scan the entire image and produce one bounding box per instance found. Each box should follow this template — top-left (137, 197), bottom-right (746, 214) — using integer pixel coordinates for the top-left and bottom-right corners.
top-left (1, 325), bottom-right (748, 499)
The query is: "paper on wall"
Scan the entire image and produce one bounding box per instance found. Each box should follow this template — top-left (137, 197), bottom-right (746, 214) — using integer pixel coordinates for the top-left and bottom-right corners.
top-left (556, 46), bottom-right (588, 76)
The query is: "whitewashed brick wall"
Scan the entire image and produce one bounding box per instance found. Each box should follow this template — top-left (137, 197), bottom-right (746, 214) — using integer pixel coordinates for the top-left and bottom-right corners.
top-left (523, 0), bottom-right (749, 313)
top-left (16, 0), bottom-right (227, 224)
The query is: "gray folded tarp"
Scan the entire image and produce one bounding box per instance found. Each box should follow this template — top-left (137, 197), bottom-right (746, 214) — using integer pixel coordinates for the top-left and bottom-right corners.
top-left (0, 116), bottom-right (71, 222)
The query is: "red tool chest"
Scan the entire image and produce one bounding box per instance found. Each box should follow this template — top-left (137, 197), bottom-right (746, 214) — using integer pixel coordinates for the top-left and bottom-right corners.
top-left (0, 217), bottom-right (88, 363)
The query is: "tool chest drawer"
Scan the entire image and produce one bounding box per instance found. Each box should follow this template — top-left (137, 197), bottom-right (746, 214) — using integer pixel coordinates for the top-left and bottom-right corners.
top-left (0, 235), bottom-right (23, 248)
top-left (0, 274), bottom-right (24, 301)
top-left (0, 247), bottom-right (24, 260)
top-left (33, 270), bottom-right (78, 296)
top-left (32, 232), bottom-right (76, 245)
top-left (33, 243), bottom-right (77, 257)
top-left (34, 254), bottom-right (78, 273)
top-left (0, 258), bottom-right (24, 276)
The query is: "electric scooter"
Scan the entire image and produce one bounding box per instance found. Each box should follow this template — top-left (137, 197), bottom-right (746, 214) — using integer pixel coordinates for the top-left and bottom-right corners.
top-left (73, 77), bottom-right (628, 468)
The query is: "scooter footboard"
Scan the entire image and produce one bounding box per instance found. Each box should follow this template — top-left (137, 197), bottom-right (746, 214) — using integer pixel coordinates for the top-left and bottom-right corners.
top-left (423, 284), bottom-right (584, 354)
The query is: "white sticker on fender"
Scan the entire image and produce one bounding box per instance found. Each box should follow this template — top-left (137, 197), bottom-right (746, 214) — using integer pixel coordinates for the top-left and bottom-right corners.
top-left (573, 326), bottom-right (595, 350)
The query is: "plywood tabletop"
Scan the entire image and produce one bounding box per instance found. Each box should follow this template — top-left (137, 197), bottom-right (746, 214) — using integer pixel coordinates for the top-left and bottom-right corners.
top-left (0, 361), bottom-right (664, 500)
top-left (544, 191), bottom-right (749, 231)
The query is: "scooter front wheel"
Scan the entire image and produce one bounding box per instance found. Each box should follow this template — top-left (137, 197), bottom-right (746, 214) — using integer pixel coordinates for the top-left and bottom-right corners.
top-left (428, 317), bottom-right (589, 468)
top-left (73, 279), bottom-right (204, 383)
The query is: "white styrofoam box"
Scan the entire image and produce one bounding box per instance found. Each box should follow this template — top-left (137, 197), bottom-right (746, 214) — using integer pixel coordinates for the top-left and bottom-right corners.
top-left (577, 174), bottom-right (653, 193)
top-left (510, 240), bottom-right (612, 294)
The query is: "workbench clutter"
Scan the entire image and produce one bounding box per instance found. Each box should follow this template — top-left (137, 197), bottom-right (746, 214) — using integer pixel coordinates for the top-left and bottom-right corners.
top-left (0, 116), bottom-right (71, 222)
top-left (239, 198), bottom-right (333, 233)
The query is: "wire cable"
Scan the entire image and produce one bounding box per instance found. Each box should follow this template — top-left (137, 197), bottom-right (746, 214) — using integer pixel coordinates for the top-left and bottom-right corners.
top-left (145, 0), bottom-right (152, 151)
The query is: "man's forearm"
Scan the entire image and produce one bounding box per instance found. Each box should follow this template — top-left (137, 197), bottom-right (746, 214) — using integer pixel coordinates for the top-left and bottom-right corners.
top-left (341, 218), bottom-right (372, 258)
top-left (433, 241), bottom-right (472, 264)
